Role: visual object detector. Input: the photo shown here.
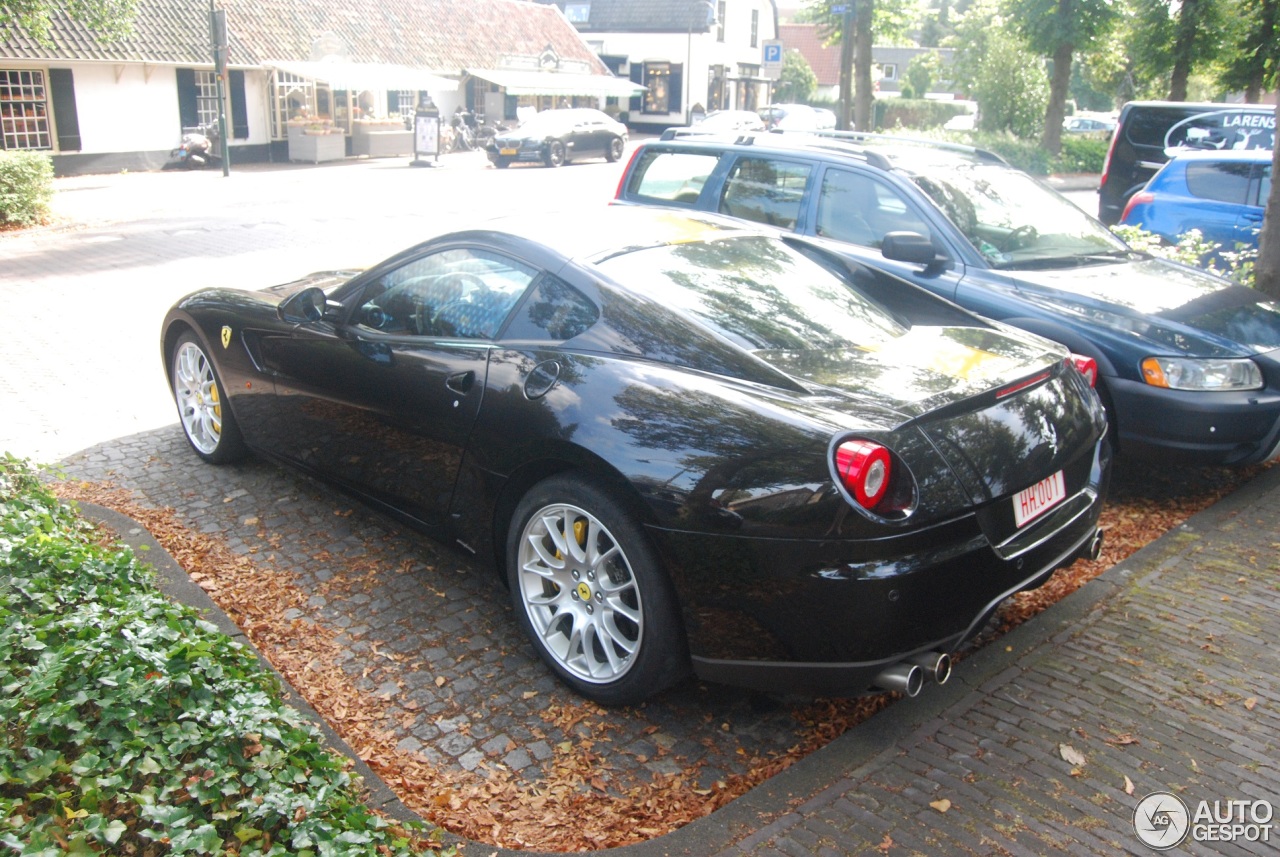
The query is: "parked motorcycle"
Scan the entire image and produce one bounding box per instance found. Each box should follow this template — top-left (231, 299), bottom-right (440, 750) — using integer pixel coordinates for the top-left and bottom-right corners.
top-left (169, 126), bottom-right (219, 169)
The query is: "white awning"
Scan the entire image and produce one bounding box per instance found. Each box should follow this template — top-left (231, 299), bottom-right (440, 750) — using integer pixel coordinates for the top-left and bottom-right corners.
top-left (466, 68), bottom-right (644, 98)
top-left (265, 59), bottom-right (458, 92)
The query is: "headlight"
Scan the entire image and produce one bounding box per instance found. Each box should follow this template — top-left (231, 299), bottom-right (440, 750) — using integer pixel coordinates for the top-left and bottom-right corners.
top-left (1141, 356), bottom-right (1263, 391)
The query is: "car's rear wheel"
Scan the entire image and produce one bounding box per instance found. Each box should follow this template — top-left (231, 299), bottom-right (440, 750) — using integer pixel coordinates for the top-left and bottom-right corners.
top-left (507, 474), bottom-right (687, 705)
top-left (171, 331), bottom-right (246, 464)
top-left (544, 141), bottom-right (566, 168)
top-left (605, 136), bottom-right (624, 162)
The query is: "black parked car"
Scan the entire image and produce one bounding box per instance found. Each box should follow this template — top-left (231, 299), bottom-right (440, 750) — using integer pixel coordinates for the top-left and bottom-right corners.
top-left (485, 108), bottom-right (627, 168)
top-left (616, 130), bottom-right (1280, 466)
top-left (162, 207), bottom-right (1109, 705)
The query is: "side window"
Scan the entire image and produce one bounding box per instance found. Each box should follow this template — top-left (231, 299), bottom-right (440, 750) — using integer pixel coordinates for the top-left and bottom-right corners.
top-left (627, 150), bottom-right (721, 203)
top-left (1256, 164), bottom-right (1272, 207)
top-left (818, 168), bottom-right (932, 248)
top-left (718, 157), bottom-right (812, 230)
top-left (1186, 161), bottom-right (1251, 205)
top-left (352, 248), bottom-right (536, 340)
top-left (502, 275), bottom-right (600, 342)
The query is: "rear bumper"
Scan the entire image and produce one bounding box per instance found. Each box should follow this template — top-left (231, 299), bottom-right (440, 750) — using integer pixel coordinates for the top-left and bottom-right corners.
top-left (648, 436), bottom-right (1111, 696)
top-left (1109, 376), bottom-right (1280, 466)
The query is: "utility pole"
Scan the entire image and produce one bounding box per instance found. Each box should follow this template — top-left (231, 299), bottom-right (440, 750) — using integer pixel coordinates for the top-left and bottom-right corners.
top-left (835, 4), bottom-right (853, 130)
top-left (210, 3), bottom-right (231, 176)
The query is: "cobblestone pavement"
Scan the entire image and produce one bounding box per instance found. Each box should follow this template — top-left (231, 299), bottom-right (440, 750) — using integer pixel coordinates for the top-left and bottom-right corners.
top-left (5, 160), bottom-right (1279, 855)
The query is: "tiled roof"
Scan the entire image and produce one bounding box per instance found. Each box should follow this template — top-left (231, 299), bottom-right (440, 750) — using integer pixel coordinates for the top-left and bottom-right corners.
top-left (532, 0), bottom-right (721, 34)
top-left (224, 0), bottom-right (607, 74)
top-left (778, 23), bottom-right (839, 86)
top-left (0, 0), bottom-right (255, 64)
top-left (1, 0), bottom-right (607, 74)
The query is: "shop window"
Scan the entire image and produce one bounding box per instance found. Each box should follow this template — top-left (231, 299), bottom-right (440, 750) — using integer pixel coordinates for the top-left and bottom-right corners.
top-left (270, 71), bottom-right (314, 138)
top-left (1, 69), bottom-right (52, 150)
top-left (643, 62), bottom-right (682, 115)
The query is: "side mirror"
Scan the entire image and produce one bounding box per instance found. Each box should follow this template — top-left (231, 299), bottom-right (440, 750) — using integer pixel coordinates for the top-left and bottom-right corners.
top-left (881, 231), bottom-right (947, 272)
top-left (277, 287), bottom-right (327, 324)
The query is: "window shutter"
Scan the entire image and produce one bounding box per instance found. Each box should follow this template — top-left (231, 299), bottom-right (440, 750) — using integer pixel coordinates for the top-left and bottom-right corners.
top-left (629, 65), bottom-right (642, 113)
top-left (176, 68), bottom-right (198, 129)
top-left (48, 68), bottom-right (81, 151)
top-left (229, 70), bottom-right (249, 139)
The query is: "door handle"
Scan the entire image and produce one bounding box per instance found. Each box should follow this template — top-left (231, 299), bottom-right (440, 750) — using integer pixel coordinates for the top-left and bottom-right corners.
top-left (446, 370), bottom-right (475, 394)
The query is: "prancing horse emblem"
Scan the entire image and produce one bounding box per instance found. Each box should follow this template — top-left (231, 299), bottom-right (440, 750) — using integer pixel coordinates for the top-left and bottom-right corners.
top-left (221, 326), bottom-right (232, 349)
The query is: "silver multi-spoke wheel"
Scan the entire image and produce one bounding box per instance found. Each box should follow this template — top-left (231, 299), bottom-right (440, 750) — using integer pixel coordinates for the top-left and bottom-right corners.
top-left (170, 332), bottom-right (245, 464)
top-left (174, 340), bottom-right (223, 454)
top-left (517, 502), bottom-right (643, 684)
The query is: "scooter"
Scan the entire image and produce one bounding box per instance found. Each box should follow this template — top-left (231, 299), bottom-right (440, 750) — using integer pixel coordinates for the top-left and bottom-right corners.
top-left (169, 126), bottom-right (219, 169)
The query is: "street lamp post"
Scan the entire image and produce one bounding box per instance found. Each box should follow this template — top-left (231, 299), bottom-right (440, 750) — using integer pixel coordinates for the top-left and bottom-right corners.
top-left (685, 0), bottom-right (718, 125)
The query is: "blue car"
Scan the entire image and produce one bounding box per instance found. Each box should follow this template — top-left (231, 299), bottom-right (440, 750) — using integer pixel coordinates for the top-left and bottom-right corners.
top-left (1121, 149), bottom-right (1271, 254)
top-left (617, 131), bottom-right (1280, 466)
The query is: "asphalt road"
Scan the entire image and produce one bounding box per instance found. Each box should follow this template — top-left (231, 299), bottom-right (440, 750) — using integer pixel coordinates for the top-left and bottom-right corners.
top-left (0, 149), bottom-right (632, 463)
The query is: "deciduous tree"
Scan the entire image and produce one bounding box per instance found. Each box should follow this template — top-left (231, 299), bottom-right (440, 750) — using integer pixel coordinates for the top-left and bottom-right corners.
top-left (1, 0), bottom-right (136, 43)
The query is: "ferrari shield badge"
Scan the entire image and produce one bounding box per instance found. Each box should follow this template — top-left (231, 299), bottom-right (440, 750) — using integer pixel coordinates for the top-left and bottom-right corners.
top-left (221, 326), bottom-right (232, 349)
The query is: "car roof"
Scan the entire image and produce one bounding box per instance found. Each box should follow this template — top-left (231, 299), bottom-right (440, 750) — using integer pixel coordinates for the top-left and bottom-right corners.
top-left (651, 128), bottom-right (1008, 173)
top-left (1165, 148), bottom-right (1273, 163)
top-left (437, 205), bottom-right (770, 263)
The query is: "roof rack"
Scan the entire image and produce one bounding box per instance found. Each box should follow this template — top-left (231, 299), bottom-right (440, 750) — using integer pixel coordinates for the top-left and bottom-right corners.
top-left (655, 127), bottom-right (895, 169)
top-left (774, 128), bottom-right (1010, 166)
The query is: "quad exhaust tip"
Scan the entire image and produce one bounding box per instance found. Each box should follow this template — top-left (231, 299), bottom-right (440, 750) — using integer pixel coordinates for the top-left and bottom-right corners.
top-left (909, 651), bottom-right (952, 685)
top-left (873, 662), bottom-right (925, 697)
top-left (874, 651), bottom-right (952, 697)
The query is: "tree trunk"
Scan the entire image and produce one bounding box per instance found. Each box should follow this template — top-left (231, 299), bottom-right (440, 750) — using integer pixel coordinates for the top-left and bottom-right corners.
top-left (838, 7), bottom-right (854, 130)
top-left (1167, 0), bottom-right (1199, 101)
top-left (1255, 98), bottom-right (1280, 300)
top-left (1041, 41), bottom-right (1073, 155)
top-left (853, 0), bottom-right (874, 130)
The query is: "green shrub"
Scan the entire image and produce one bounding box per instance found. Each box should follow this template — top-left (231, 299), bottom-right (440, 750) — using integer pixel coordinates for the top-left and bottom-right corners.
top-left (0, 150), bottom-right (54, 228)
top-left (874, 98), bottom-right (967, 132)
top-left (0, 455), bottom-right (454, 856)
top-left (1113, 225), bottom-right (1257, 288)
top-left (1055, 135), bottom-right (1108, 174)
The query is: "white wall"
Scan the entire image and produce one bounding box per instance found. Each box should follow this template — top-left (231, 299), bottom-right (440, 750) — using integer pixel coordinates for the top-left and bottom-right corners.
top-left (63, 62), bottom-right (181, 153)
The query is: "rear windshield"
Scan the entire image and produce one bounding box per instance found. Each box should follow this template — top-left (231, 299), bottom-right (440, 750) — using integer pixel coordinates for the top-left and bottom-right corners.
top-left (594, 236), bottom-right (906, 352)
top-left (626, 149), bottom-right (721, 203)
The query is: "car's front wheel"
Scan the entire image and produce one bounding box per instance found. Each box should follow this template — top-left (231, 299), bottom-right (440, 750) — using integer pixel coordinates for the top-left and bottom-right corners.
top-left (544, 141), bottom-right (566, 168)
top-left (171, 330), bottom-right (246, 464)
top-left (507, 474), bottom-right (687, 705)
top-left (494, 156), bottom-right (512, 169)
top-left (605, 136), bottom-right (624, 162)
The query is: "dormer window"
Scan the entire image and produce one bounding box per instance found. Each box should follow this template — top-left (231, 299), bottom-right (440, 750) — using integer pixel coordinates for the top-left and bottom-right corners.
top-left (565, 2), bottom-right (591, 23)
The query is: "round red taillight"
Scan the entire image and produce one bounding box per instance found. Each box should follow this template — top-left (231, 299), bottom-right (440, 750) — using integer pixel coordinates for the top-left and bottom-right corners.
top-left (835, 440), bottom-right (892, 509)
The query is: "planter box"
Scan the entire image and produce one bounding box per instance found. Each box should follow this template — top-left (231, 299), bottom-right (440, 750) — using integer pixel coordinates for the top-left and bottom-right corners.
top-left (287, 127), bottom-right (346, 163)
top-left (352, 128), bottom-right (413, 158)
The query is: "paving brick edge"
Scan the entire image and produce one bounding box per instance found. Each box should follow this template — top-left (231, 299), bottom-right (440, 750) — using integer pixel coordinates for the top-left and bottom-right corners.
top-left (74, 462), bottom-right (1280, 856)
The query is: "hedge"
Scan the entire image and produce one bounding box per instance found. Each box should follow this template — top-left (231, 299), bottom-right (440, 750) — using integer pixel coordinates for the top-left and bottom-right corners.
top-left (0, 151), bottom-right (54, 228)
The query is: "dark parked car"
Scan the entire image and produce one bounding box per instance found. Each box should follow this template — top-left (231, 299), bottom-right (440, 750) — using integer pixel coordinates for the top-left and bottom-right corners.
top-left (162, 207), bottom-right (1108, 704)
top-left (1121, 149), bottom-right (1271, 255)
top-left (616, 130), bottom-right (1280, 466)
top-left (485, 108), bottom-right (627, 168)
top-left (1098, 101), bottom-right (1274, 225)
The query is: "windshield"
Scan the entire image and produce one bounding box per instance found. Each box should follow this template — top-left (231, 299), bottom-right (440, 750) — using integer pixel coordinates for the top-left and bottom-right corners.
top-left (908, 163), bottom-right (1129, 269)
top-left (594, 236), bottom-right (907, 352)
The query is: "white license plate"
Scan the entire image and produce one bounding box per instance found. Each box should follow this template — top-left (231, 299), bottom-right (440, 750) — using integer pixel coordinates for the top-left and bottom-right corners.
top-left (500, 147), bottom-right (518, 156)
top-left (1013, 470), bottom-right (1066, 528)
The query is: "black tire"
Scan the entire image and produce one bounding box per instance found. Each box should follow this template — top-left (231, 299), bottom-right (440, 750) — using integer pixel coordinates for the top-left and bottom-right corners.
top-left (507, 474), bottom-right (688, 705)
top-left (544, 140), bottom-right (566, 168)
top-left (170, 330), bottom-right (247, 464)
top-left (494, 156), bottom-right (512, 169)
top-left (605, 136), bottom-right (624, 162)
